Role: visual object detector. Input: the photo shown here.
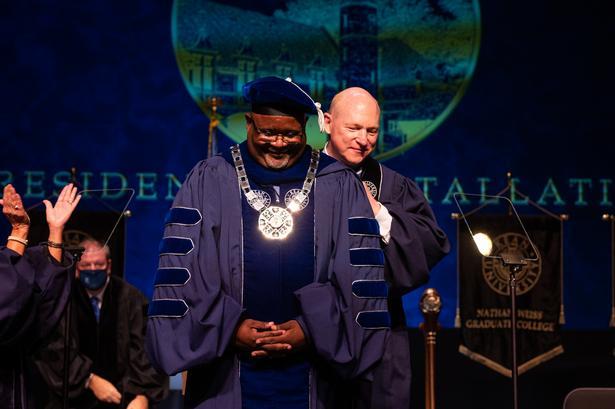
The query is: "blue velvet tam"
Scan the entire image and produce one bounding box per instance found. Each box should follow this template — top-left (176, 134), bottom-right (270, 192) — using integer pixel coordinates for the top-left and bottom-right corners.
top-left (242, 76), bottom-right (325, 132)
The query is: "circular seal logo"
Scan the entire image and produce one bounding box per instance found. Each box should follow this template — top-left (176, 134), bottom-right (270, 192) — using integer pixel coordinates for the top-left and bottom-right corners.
top-left (284, 188), bottom-right (310, 211)
top-left (364, 181), bottom-right (378, 198)
top-left (481, 232), bottom-right (541, 296)
top-left (247, 190), bottom-right (272, 209)
top-left (172, 0), bottom-right (481, 160)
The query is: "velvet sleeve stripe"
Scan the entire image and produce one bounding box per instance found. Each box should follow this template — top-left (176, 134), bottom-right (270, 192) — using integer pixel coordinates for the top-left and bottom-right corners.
top-left (349, 248), bottom-right (385, 267)
top-left (355, 310), bottom-right (391, 329)
top-left (164, 207), bottom-right (203, 226)
top-left (351, 280), bottom-right (388, 298)
top-left (148, 299), bottom-right (189, 318)
top-left (348, 217), bottom-right (380, 236)
top-left (159, 237), bottom-right (194, 256)
top-left (154, 267), bottom-right (191, 287)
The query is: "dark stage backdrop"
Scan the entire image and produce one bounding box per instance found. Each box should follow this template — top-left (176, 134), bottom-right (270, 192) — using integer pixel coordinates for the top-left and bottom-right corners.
top-left (1, 0), bottom-right (613, 330)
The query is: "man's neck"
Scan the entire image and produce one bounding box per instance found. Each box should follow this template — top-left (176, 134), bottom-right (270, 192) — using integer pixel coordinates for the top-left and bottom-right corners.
top-left (323, 142), bottom-right (363, 171)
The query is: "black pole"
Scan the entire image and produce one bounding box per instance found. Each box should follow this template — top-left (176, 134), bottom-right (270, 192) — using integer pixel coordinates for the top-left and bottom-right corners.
top-left (509, 264), bottom-right (522, 409)
top-left (62, 247), bottom-right (84, 409)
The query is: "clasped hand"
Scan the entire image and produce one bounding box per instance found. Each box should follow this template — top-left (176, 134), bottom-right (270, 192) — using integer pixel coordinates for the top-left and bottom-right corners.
top-left (234, 319), bottom-right (306, 358)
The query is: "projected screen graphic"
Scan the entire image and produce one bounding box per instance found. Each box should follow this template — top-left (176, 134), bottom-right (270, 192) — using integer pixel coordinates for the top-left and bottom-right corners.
top-left (172, 0), bottom-right (481, 160)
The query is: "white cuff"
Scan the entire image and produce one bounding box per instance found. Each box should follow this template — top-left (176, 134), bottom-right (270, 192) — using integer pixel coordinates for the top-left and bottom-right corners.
top-left (375, 203), bottom-right (392, 244)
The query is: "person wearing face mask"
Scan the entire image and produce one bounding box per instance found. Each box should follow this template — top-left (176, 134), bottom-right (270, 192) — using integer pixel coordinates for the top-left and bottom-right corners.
top-left (33, 239), bottom-right (168, 409)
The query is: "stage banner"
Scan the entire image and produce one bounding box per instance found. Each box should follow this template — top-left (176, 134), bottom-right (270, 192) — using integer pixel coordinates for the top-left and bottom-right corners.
top-left (458, 214), bottom-right (563, 376)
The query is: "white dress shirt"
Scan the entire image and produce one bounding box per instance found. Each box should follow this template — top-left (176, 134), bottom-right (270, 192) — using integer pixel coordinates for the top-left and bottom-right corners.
top-left (323, 143), bottom-right (392, 244)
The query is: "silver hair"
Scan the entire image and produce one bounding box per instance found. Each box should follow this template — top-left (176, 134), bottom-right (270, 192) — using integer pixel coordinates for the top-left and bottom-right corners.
top-left (78, 238), bottom-right (111, 259)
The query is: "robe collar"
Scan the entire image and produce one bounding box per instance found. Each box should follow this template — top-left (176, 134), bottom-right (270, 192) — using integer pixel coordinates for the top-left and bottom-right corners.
top-left (322, 142), bottom-right (382, 199)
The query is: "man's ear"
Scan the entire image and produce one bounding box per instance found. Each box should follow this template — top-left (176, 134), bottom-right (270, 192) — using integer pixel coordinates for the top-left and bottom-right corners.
top-left (107, 258), bottom-right (112, 275)
top-left (323, 112), bottom-right (333, 134)
top-left (245, 113), bottom-right (252, 131)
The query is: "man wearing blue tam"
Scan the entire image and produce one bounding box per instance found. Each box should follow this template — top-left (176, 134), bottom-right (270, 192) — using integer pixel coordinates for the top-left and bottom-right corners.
top-left (146, 77), bottom-right (390, 409)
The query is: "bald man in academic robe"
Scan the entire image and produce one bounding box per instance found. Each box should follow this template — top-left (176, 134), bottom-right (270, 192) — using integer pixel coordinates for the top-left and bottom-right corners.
top-left (323, 87), bottom-right (450, 409)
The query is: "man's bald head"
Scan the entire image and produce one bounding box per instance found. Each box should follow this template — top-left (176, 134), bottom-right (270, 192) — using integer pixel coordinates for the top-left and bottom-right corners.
top-left (324, 87), bottom-right (380, 167)
top-left (329, 87), bottom-right (380, 118)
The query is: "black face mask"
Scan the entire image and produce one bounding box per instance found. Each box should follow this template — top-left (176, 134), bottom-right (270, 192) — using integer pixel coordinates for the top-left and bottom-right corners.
top-left (79, 269), bottom-right (108, 291)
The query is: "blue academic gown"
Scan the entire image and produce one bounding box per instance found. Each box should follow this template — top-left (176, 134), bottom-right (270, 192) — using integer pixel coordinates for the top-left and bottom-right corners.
top-left (0, 246), bottom-right (72, 409)
top-left (353, 157), bottom-right (450, 409)
top-left (237, 145), bottom-right (316, 409)
top-left (146, 143), bottom-right (390, 409)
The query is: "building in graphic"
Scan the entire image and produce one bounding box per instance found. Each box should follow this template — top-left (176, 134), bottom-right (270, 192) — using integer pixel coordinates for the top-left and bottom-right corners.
top-left (177, 2), bottom-right (339, 117)
top-left (339, 0), bottom-right (378, 96)
top-left (174, 0), bottom-right (478, 156)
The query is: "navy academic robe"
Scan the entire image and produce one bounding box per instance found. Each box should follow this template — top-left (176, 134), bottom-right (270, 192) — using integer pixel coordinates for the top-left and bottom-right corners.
top-left (0, 246), bottom-right (72, 409)
top-left (358, 158), bottom-right (450, 409)
top-left (147, 143), bottom-right (391, 409)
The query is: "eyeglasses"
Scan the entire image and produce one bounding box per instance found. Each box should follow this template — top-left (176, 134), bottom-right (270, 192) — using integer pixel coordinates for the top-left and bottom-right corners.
top-left (250, 120), bottom-right (304, 142)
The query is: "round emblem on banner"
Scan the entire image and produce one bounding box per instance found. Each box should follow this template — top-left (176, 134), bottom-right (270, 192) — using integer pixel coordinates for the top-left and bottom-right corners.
top-left (258, 206), bottom-right (293, 240)
top-left (364, 181), bottom-right (378, 198)
top-left (172, 0), bottom-right (481, 160)
top-left (481, 233), bottom-right (541, 296)
top-left (284, 189), bottom-right (309, 211)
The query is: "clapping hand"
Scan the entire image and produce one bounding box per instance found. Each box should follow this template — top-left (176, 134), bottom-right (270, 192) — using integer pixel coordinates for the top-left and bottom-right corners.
top-left (43, 183), bottom-right (81, 232)
top-left (1, 184), bottom-right (30, 231)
